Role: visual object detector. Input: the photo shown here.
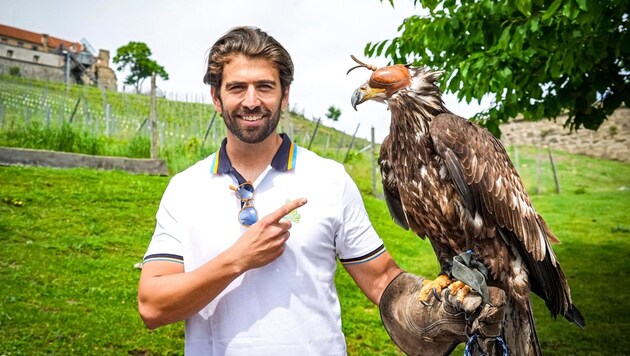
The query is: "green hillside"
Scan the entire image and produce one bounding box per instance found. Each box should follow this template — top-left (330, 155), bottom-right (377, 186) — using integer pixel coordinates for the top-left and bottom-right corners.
top-left (0, 75), bottom-right (372, 173)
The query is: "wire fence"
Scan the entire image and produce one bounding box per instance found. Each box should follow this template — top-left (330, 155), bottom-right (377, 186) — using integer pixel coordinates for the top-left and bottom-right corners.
top-left (0, 76), bottom-right (373, 164)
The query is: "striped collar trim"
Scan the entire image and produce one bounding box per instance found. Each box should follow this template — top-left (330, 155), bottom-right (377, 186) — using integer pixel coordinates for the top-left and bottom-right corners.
top-left (211, 133), bottom-right (297, 175)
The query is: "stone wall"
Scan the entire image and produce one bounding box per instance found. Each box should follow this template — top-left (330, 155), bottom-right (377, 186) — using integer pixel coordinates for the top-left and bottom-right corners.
top-left (500, 107), bottom-right (630, 163)
top-left (0, 57), bottom-right (65, 82)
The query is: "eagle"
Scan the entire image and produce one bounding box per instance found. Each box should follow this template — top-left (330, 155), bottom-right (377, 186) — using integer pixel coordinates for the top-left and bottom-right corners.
top-left (349, 57), bottom-right (585, 355)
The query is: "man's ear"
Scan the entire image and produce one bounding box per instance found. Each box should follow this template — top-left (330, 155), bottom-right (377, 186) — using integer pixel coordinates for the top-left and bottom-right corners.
top-left (281, 85), bottom-right (290, 111)
top-left (211, 86), bottom-right (222, 113)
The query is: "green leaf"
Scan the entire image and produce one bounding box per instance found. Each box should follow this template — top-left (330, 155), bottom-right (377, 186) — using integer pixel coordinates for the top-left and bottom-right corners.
top-left (529, 18), bottom-right (539, 32)
top-left (562, 51), bottom-right (574, 75)
top-left (515, 0), bottom-right (532, 17)
top-left (542, 0), bottom-right (562, 21)
top-left (497, 25), bottom-right (512, 50)
top-left (575, 0), bottom-right (587, 11)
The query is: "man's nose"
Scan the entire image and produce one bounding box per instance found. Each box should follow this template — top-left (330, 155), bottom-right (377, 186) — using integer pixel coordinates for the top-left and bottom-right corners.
top-left (242, 86), bottom-right (261, 109)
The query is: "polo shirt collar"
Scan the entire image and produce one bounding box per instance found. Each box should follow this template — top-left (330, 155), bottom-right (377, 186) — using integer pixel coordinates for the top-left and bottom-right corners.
top-left (210, 133), bottom-right (297, 176)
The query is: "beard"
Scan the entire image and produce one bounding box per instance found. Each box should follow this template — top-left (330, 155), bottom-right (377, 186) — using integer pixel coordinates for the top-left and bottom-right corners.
top-left (219, 100), bottom-right (282, 144)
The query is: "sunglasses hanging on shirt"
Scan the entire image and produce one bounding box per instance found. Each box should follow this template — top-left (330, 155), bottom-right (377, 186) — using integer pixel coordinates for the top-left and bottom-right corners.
top-left (230, 181), bottom-right (258, 227)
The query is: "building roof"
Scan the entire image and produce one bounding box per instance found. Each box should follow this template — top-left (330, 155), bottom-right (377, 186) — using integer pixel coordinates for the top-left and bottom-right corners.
top-left (0, 23), bottom-right (83, 52)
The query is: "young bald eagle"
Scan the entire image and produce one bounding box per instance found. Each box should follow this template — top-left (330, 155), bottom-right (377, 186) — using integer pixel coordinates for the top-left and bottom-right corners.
top-left (350, 59), bottom-right (584, 355)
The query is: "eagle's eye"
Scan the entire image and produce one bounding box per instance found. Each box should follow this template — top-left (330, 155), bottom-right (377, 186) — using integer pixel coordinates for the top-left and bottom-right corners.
top-left (369, 64), bottom-right (411, 90)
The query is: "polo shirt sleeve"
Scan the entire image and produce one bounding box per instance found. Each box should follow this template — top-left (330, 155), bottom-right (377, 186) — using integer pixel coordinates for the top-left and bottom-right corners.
top-left (336, 171), bottom-right (386, 265)
top-left (143, 176), bottom-right (184, 265)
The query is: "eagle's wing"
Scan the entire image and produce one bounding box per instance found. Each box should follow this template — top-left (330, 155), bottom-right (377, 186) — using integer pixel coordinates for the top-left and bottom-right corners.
top-left (429, 113), bottom-right (556, 256)
top-left (429, 113), bottom-right (583, 324)
top-left (379, 135), bottom-right (410, 230)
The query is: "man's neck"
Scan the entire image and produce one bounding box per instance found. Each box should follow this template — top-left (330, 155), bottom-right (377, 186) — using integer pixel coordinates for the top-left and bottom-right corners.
top-left (225, 132), bottom-right (282, 183)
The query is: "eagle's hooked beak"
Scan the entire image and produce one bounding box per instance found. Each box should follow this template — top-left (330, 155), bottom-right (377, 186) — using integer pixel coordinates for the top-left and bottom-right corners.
top-left (351, 85), bottom-right (385, 111)
top-left (351, 87), bottom-right (365, 111)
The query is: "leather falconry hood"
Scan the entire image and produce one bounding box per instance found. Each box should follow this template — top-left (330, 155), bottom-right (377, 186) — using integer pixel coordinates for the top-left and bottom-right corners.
top-left (347, 55), bottom-right (412, 97)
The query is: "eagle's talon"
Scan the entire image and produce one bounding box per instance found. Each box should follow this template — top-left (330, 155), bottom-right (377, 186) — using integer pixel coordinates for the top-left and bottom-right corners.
top-left (420, 300), bottom-right (433, 307)
top-left (417, 274), bottom-right (452, 302)
top-left (431, 287), bottom-right (442, 301)
top-left (448, 280), bottom-right (473, 303)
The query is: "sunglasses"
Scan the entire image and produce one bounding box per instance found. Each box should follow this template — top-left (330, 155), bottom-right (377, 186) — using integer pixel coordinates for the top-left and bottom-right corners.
top-left (230, 182), bottom-right (258, 227)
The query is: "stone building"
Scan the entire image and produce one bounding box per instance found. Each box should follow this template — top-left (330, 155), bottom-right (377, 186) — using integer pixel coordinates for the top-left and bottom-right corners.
top-left (0, 23), bottom-right (117, 91)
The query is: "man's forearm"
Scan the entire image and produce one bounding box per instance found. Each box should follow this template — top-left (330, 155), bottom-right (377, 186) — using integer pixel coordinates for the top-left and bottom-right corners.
top-left (138, 248), bottom-right (245, 329)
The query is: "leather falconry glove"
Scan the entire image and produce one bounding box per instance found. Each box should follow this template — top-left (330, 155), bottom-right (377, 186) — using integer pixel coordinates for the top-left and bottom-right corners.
top-left (379, 272), bottom-right (507, 356)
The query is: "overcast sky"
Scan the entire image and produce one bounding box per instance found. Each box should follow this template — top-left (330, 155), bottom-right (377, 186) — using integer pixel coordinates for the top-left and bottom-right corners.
top-left (0, 0), bottom-right (488, 142)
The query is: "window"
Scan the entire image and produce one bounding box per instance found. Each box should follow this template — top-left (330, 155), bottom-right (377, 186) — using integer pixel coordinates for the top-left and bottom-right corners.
top-left (33, 55), bottom-right (40, 63)
top-left (7, 50), bottom-right (13, 58)
top-left (32, 45), bottom-right (38, 50)
top-left (17, 41), bottom-right (23, 47)
top-left (1, 37), bottom-right (7, 43)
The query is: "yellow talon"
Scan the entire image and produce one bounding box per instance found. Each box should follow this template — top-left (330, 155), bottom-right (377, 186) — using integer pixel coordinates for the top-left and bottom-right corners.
top-left (418, 274), bottom-right (452, 302)
top-left (448, 280), bottom-right (472, 303)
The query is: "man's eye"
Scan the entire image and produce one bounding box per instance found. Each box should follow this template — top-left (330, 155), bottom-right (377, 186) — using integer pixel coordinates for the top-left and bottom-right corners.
top-left (228, 86), bottom-right (246, 92)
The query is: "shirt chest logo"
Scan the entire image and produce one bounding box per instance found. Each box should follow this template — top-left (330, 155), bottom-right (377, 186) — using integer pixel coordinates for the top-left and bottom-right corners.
top-left (283, 199), bottom-right (302, 223)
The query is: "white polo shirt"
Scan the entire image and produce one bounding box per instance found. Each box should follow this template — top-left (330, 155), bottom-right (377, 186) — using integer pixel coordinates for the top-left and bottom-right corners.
top-left (144, 134), bottom-right (385, 355)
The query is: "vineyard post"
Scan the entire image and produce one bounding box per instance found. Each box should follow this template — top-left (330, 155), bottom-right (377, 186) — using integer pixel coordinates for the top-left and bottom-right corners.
top-left (336, 133), bottom-right (344, 160)
top-left (343, 123), bottom-right (360, 163)
top-left (160, 122), bottom-right (166, 148)
top-left (0, 104), bottom-right (4, 129)
top-left (82, 96), bottom-right (89, 129)
top-left (536, 139), bottom-right (542, 195)
top-left (46, 104), bottom-right (51, 128)
top-left (105, 104), bottom-right (111, 136)
top-left (307, 117), bottom-right (321, 150)
top-left (202, 111), bottom-right (217, 148)
top-left (150, 72), bottom-right (158, 159)
top-left (548, 146), bottom-right (560, 194)
top-left (371, 126), bottom-right (376, 196)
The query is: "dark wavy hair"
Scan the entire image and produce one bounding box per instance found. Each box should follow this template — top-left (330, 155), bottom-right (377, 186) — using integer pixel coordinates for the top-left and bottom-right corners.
top-left (203, 26), bottom-right (294, 95)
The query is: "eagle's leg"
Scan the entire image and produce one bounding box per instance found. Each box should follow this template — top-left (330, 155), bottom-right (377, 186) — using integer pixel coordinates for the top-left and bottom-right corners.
top-left (448, 281), bottom-right (472, 303)
top-left (418, 274), bottom-right (452, 302)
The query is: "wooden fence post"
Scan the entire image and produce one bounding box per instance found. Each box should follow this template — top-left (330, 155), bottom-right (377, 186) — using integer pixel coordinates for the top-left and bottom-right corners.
top-left (46, 104), bottom-right (51, 128)
top-left (307, 117), bottom-right (321, 150)
top-left (105, 104), bottom-right (111, 136)
top-left (371, 126), bottom-right (376, 196)
top-left (548, 146), bottom-right (560, 193)
top-left (343, 123), bottom-right (360, 163)
top-left (150, 72), bottom-right (158, 159)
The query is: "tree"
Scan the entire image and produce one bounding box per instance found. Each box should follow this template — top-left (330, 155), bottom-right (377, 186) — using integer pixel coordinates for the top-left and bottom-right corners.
top-left (325, 105), bottom-right (342, 123)
top-left (367, 0), bottom-right (630, 136)
top-left (113, 42), bottom-right (169, 93)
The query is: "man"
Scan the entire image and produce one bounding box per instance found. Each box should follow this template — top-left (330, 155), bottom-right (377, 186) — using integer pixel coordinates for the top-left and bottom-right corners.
top-left (138, 26), bottom-right (504, 355)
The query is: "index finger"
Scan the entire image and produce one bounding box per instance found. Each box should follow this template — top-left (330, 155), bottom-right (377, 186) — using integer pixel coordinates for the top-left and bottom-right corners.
top-left (264, 197), bottom-right (308, 224)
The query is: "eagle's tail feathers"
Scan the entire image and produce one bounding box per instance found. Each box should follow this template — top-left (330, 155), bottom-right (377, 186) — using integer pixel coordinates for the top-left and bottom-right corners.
top-left (564, 304), bottom-right (586, 328)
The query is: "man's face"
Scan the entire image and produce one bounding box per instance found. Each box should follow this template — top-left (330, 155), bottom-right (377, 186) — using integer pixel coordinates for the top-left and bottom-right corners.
top-left (211, 55), bottom-right (290, 144)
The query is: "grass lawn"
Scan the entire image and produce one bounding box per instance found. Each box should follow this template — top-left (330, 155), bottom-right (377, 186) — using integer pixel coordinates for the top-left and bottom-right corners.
top-left (1, 147), bottom-right (629, 355)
